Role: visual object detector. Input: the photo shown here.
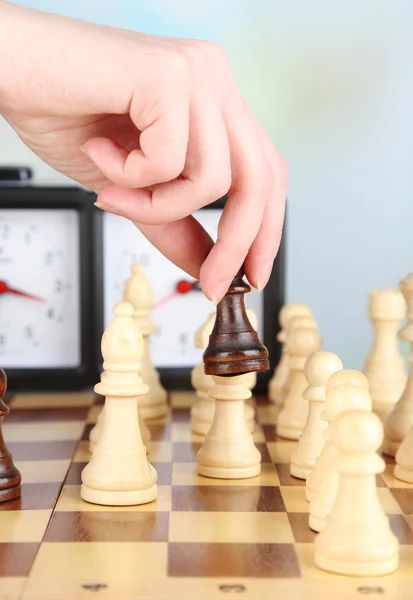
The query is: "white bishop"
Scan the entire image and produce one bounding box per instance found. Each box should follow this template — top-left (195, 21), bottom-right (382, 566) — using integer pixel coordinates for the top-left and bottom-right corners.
top-left (81, 302), bottom-right (157, 506)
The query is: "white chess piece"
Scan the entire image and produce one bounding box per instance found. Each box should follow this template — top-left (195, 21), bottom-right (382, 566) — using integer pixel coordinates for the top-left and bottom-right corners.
top-left (394, 422), bottom-right (413, 483)
top-left (81, 302), bottom-right (157, 506)
top-left (276, 327), bottom-right (322, 440)
top-left (268, 304), bottom-right (312, 404)
top-left (306, 373), bottom-right (370, 502)
top-left (191, 311), bottom-right (256, 436)
top-left (290, 351), bottom-right (343, 480)
top-left (89, 405), bottom-right (150, 454)
top-left (123, 264), bottom-right (168, 420)
top-left (315, 410), bottom-right (399, 576)
top-left (197, 374), bottom-right (261, 479)
top-left (383, 274), bottom-right (413, 456)
top-left (278, 315), bottom-right (319, 405)
top-left (364, 289), bottom-right (406, 413)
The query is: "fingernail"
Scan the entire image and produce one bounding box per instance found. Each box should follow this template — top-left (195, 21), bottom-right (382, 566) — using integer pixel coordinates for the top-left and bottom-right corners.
top-left (80, 145), bottom-right (89, 156)
top-left (94, 201), bottom-right (105, 210)
top-left (257, 261), bottom-right (273, 292)
top-left (211, 279), bottom-right (232, 306)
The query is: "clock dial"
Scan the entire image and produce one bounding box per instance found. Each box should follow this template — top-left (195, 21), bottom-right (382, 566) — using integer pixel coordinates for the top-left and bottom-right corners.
top-left (103, 210), bottom-right (264, 368)
top-left (0, 209), bottom-right (81, 368)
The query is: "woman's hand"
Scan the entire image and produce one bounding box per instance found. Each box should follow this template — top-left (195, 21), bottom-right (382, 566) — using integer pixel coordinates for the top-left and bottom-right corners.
top-left (0, 1), bottom-right (287, 303)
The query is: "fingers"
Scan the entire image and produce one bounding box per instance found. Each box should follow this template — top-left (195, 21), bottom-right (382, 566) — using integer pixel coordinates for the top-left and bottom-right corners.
top-left (83, 72), bottom-right (190, 189)
top-left (135, 216), bottom-right (214, 280)
top-left (199, 106), bottom-right (270, 303)
top-left (94, 74), bottom-right (231, 225)
top-left (244, 125), bottom-right (288, 290)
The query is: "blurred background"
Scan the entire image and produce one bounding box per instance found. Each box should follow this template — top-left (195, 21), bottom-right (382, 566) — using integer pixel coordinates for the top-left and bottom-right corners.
top-left (1, 0), bottom-right (412, 370)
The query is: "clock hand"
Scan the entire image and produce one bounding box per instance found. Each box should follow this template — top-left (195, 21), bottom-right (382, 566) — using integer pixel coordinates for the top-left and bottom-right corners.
top-left (153, 279), bottom-right (201, 310)
top-left (0, 281), bottom-right (46, 303)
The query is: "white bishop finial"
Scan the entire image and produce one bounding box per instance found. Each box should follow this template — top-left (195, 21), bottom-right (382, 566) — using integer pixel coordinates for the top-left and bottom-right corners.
top-left (95, 302), bottom-right (148, 398)
top-left (123, 264), bottom-right (156, 335)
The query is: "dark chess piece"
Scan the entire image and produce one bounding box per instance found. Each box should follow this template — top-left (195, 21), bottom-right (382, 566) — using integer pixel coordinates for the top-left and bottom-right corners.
top-left (203, 269), bottom-right (270, 376)
top-left (0, 369), bottom-right (21, 502)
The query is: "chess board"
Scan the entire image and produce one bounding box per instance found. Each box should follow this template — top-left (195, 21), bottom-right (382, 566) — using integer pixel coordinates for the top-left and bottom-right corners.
top-left (1, 390), bottom-right (413, 600)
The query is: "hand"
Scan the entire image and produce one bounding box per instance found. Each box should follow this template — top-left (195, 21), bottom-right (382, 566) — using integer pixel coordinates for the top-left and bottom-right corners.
top-left (0, 1), bottom-right (288, 304)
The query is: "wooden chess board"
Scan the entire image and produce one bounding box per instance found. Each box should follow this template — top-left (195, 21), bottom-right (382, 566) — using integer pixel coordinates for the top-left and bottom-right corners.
top-left (1, 390), bottom-right (412, 600)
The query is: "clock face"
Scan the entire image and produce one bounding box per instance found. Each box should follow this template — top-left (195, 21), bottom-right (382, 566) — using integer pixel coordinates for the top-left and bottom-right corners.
top-left (103, 209), bottom-right (264, 368)
top-left (0, 209), bottom-right (81, 368)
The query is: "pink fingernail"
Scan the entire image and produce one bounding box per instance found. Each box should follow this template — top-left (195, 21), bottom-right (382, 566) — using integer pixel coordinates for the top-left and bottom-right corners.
top-left (211, 279), bottom-right (232, 306)
top-left (257, 261), bottom-right (273, 292)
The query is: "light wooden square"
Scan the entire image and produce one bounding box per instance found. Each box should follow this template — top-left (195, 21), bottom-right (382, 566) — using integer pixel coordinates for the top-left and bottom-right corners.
top-left (29, 542), bottom-right (168, 580)
top-left (55, 485), bottom-right (171, 513)
top-left (11, 392), bottom-right (94, 409)
top-left (281, 486), bottom-right (309, 513)
top-left (170, 391), bottom-right (197, 408)
top-left (15, 460), bottom-right (71, 484)
top-left (0, 577), bottom-right (27, 599)
top-left (169, 511), bottom-right (294, 543)
top-left (381, 464), bottom-right (413, 488)
top-left (0, 510), bottom-right (51, 543)
top-left (3, 421), bottom-right (85, 442)
top-left (172, 462), bottom-right (279, 486)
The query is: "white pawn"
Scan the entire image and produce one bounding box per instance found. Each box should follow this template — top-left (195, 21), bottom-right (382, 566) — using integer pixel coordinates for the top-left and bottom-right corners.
top-left (268, 304), bottom-right (312, 404)
top-left (383, 274), bottom-right (413, 456)
top-left (81, 302), bottom-right (157, 506)
top-left (315, 410), bottom-right (399, 576)
top-left (276, 327), bottom-right (322, 440)
top-left (306, 372), bottom-right (370, 502)
top-left (197, 374), bottom-right (261, 479)
top-left (123, 264), bottom-right (168, 420)
top-left (309, 384), bottom-right (373, 532)
top-left (278, 315), bottom-right (319, 405)
top-left (364, 289), bottom-right (406, 413)
top-left (290, 351), bottom-right (343, 480)
top-left (191, 311), bottom-right (256, 436)
top-left (394, 423), bottom-right (413, 483)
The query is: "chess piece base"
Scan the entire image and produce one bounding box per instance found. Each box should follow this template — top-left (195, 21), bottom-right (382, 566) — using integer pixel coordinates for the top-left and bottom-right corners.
top-left (394, 464), bottom-right (413, 484)
top-left (81, 483), bottom-right (157, 506)
top-left (309, 513), bottom-right (326, 533)
top-left (197, 463), bottom-right (261, 480)
top-left (191, 399), bottom-right (255, 436)
top-left (0, 485), bottom-right (21, 503)
top-left (290, 464), bottom-right (312, 480)
top-left (381, 438), bottom-right (400, 457)
top-left (0, 456), bottom-right (21, 503)
top-left (315, 553), bottom-right (398, 577)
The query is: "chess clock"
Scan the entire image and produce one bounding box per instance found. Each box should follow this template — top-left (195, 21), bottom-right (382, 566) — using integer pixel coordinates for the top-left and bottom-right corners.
top-left (102, 198), bottom-right (285, 391)
top-left (0, 172), bottom-right (100, 391)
